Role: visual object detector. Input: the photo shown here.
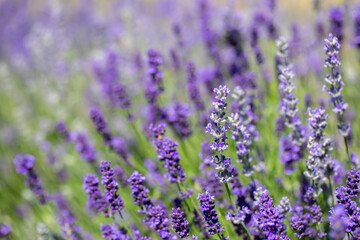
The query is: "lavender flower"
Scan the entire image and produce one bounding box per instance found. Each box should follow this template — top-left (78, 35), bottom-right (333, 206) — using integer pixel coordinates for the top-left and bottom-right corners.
top-left (89, 108), bottom-right (130, 165)
top-left (323, 33), bottom-right (351, 137)
top-left (276, 37), bottom-right (305, 174)
top-left (329, 7), bottom-right (344, 43)
top-left (198, 169), bottom-right (223, 198)
top-left (143, 206), bottom-right (172, 240)
top-left (167, 102), bottom-right (192, 138)
top-left (279, 137), bottom-right (302, 175)
top-left (353, 5), bottom-right (360, 49)
top-left (276, 37), bottom-right (305, 145)
top-left (128, 170), bottom-right (153, 210)
top-left (83, 174), bottom-right (108, 216)
top-left (290, 187), bottom-right (325, 239)
top-left (151, 123), bottom-right (186, 184)
top-left (0, 224), bottom-right (11, 238)
top-left (70, 132), bottom-right (96, 164)
top-left (14, 154), bottom-right (47, 204)
top-left (186, 62), bottom-right (205, 112)
top-left (254, 189), bottom-right (288, 239)
top-left (334, 170), bottom-right (360, 234)
top-left (198, 191), bottom-right (224, 235)
top-left (92, 51), bottom-right (132, 111)
top-left (170, 208), bottom-right (189, 238)
top-left (304, 107), bottom-right (334, 196)
top-left (56, 121), bottom-right (70, 141)
top-left (205, 86), bottom-right (234, 182)
top-left (328, 205), bottom-right (348, 240)
top-left (89, 108), bottom-right (113, 145)
top-left (100, 223), bottom-right (130, 240)
top-left (145, 49), bottom-right (164, 103)
top-left (99, 161), bottom-right (124, 216)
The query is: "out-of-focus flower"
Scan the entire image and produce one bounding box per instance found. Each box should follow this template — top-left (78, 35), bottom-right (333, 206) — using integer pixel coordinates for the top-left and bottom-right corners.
top-left (14, 154), bottom-right (47, 204)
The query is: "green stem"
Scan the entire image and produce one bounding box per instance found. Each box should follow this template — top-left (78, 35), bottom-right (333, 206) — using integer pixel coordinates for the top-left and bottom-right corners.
top-left (119, 211), bottom-right (133, 240)
top-left (176, 183), bottom-right (191, 213)
top-left (344, 136), bottom-right (350, 162)
top-left (327, 175), bottom-right (335, 207)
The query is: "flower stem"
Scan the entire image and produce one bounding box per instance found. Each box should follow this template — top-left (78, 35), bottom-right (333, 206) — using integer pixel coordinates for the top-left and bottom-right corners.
top-left (119, 211), bottom-right (133, 240)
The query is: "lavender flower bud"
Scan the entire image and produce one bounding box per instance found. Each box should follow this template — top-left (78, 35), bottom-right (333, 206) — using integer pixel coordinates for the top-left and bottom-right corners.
top-left (170, 208), bottom-right (190, 238)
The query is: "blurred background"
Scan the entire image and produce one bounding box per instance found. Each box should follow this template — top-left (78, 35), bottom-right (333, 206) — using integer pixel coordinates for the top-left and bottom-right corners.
top-left (0, 0), bottom-right (359, 239)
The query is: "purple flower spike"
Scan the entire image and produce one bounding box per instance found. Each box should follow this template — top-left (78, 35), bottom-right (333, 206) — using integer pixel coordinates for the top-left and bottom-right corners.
top-left (145, 49), bottom-right (164, 103)
top-left (186, 62), bottom-right (205, 112)
top-left (100, 223), bottom-right (130, 240)
top-left (143, 206), bottom-right (172, 240)
top-left (71, 132), bottom-right (97, 164)
top-left (89, 108), bottom-right (112, 145)
top-left (14, 154), bottom-right (47, 204)
top-left (197, 191), bottom-right (224, 235)
top-left (254, 189), bottom-right (288, 239)
top-left (56, 121), bottom-right (70, 142)
top-left (83, 174), bottom-right (108, 216)
top-left (205, 86), bottom-right (234, 182)
top-left (151, 123), bottom-right (186, 184)
top-left (128, 170), bottom-right (153, 210)
top-left (99, 161), bottom-right (124, 215)
top-left (329, 7), bottom-right (344, 43)
top-left (167, 102), bottom-right (192, 138)
top-left (323, 33), bottom-right (351, 137)
top-left (170, 208), bottom-right (190, 238)
top-left (328, 205), bottom-right (348, 240)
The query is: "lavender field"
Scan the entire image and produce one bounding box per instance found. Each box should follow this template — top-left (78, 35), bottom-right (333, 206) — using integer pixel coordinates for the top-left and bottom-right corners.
top-left (1, 0), bottom-right (360, 239)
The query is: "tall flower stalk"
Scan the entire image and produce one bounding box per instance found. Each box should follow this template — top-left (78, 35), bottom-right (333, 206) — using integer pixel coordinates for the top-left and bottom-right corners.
top-left (205, 86), bottom-right (252, 239)
top-left (323, 33), bottom-right (351, 157)
top-left (276, 37), bottom-right (305, 174)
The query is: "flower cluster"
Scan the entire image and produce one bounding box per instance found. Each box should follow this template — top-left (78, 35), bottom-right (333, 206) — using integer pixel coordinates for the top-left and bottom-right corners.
top-left (323, 33), bottom-right (351, 137)
top-left (14, 155), bottom-right (47, 204)
top-left (151, 123), bottom-right (186, 184)
top-left (254, 189), bottom-right (289, 239)
top-left (329, 7), bottom-right (344, 43)
top-left (100, 223), bottom-right (131, 240)
top-left (145, 49), bottom-right (164, 103)
top-left (83, 174), bottom-right (108, 216)
top-left (289, 187), bottom-right (325, 239)
top-left (334, 169), bottom-right (360, 236)
top-left (276, 36), bottom-right (305, 175)
top-left (205, 86), bottom-right (234, 182)
top-left (167, 102), bottom-right (192, 139)
top-left (170, 208), bottom-right (189, 238)
top-left (99, 161), bottom-right (124, 216)
top-left (128, 170), bottom-right (153, 210)
top-left (198, 191), bottom-right (224, 235)
top-left (92, 51), bottom-right (132, 112)
top-left (304, 107), bottom-right (334, 196)
top-left (186, 62), bottom-right (205, 112)
top-left (70, 132), bottom-right (97, 164)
